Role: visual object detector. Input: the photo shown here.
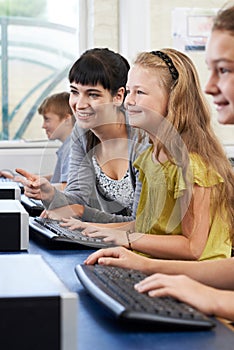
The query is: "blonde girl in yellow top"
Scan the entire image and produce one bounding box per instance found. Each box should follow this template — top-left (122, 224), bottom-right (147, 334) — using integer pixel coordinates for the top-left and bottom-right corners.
top-left (62, 48), bottom-right (234, 261)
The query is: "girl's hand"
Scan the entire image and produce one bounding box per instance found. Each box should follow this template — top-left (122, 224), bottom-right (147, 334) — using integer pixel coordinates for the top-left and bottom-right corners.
top-left (134, 273), bottom-right (218, 315)
top-left (82, 226), bottom-right (144, 246)
top-left (85, 246), bottom-right (149, 271)
top-left (81, 226), bottom-right (129, 246)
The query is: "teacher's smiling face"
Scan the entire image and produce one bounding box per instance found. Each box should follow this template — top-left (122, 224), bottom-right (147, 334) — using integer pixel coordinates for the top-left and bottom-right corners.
top-left (69, 82), bottom-right (120, 130)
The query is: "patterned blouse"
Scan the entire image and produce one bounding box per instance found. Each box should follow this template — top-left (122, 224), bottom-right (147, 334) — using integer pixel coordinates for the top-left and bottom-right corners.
top-left (92, 155), bottom-right (134, 215)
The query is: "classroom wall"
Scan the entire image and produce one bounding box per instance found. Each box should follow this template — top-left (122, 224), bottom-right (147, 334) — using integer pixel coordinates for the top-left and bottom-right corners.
top-left (0, 140), bottom-right (58, 175)
top-left (79, 0), bottom-right (234, 146)
top-left (149, 0), bottom-right (234, 145)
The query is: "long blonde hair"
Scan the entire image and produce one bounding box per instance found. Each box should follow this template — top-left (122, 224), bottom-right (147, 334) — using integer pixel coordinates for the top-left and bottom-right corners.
top-left (134, 49), bottom-right (234, 242)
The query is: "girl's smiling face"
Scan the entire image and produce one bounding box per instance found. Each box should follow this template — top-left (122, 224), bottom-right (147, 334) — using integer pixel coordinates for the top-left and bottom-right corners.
top-left (125, 64), bottom-right (169, 139)
top-left (205, 30), bottom-right (234, 124)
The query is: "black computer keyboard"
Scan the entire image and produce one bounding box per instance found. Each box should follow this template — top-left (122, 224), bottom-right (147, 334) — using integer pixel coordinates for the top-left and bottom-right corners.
top-left (29, 216), bottom-right (115, 249)
top-left (21, 194), bottom-right (44, 216)
top-left (75, 264), bottom-right (216, 330)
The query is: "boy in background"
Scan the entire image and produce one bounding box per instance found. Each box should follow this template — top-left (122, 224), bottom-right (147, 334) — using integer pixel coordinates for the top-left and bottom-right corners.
top-left (38, 91), bottom-right (75, 189)
top-left (1, 91), bottom-right (75, 190)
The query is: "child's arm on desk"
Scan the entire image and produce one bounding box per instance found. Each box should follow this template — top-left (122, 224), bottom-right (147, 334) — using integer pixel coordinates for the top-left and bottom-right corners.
top-left (134, 273), bottom-right (234, 322)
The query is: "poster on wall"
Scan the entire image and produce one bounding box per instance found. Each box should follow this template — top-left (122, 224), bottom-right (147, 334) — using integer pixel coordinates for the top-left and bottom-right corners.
top-left (172, 8), bottom-right (218, 52)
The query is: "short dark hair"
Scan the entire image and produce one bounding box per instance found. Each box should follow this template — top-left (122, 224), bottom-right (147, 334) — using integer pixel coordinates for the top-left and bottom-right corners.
top-left (38, 92), bottom-right (75, 124)
top-left (69, 48), bottom-right (130, 96)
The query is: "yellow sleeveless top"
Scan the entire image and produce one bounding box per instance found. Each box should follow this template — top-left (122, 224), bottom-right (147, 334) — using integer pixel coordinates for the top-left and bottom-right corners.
top-left (134, 146), bottom-right (231, 260)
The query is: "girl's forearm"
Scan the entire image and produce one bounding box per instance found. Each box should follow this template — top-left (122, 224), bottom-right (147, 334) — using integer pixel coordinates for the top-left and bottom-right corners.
top-left (212, 289), bottom-right (234, 321)
top-left (131, 233), bottom-right (199, 260)
top-left (144, 257), bottom-right (234, 290)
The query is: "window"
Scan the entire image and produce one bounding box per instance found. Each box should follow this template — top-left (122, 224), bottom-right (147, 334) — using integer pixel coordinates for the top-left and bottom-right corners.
top-left (0, 0), bottom-right (78, 140)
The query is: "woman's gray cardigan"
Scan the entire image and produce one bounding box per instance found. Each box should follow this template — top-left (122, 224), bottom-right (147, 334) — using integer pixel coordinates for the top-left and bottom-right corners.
top-left (43, 122), bottom-right (148, 223)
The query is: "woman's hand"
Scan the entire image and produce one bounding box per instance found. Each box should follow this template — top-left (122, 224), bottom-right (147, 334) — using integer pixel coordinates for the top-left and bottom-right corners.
top-left (41, 204), bottom-right (84, 220)
top-left (16, 168), bottom-right (54, 201)
top-left (60, 217), bottom-right (89, 230)
top-left (134, 273), bottom-right (219, 316)
top-left (85, 246), bottom-right (149, 271)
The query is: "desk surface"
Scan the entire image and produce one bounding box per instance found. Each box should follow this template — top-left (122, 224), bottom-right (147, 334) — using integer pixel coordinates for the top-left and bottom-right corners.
top-left (3, 239), bottom-right (234, 350)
